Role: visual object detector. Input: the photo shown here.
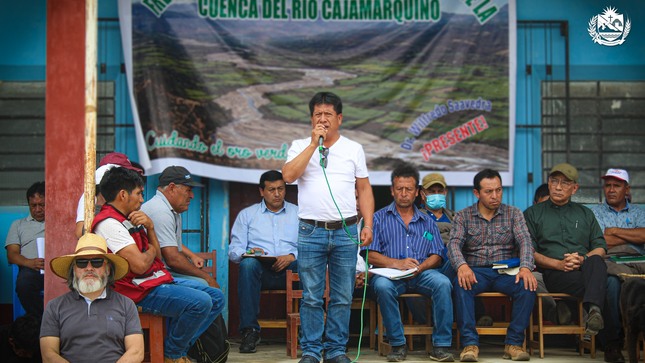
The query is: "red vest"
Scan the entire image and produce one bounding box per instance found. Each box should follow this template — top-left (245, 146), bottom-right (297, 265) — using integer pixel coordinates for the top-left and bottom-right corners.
top-left (91, 204), bottom-right (173, 302)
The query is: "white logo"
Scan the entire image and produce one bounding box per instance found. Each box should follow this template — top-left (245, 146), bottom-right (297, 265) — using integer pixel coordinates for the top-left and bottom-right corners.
top-left (588, 7), bottom-right (631, 46)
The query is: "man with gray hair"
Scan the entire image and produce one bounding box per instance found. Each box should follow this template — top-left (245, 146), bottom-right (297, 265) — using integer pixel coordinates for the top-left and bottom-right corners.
top-left (40, 233), bottom-right (143, 363)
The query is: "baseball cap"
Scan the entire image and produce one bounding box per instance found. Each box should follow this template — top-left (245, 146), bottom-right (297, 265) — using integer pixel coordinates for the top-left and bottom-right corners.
top-left (601, 168), bottom-right (629, 184)
top-left (422, 173), bottom-right (447, 189)
top-left (98, 152), bottom-right (143, 174)
top-left (159, 166), bottom-right (204, 187)
top-left (549, 163), bottom-right (578, 183)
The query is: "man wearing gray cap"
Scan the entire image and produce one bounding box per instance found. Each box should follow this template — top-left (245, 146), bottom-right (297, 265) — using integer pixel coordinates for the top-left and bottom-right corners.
top-left (141, 166), bottom-right (218, 287)
top-left (524, 163), bottom-right (608, 340)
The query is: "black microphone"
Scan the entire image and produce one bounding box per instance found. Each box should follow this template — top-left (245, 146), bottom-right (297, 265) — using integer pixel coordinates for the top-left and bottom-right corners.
top-left (318, 136), bottom-right (324, 148)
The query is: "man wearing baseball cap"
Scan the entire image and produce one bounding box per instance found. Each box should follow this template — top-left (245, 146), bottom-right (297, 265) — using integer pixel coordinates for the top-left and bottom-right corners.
top-left (40, 233), bottom-right (144, 362)
top-left (592, 168), bottom-right (645, 362)
top-left (525, 163), bottom-right (614, 355)
top-left (141, 166), bottom-right (217, 287)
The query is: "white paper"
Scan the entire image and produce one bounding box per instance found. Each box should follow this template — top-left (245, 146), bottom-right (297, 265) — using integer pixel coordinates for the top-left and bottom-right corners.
top-left (36, 237), bottom-right (45, 274)
top-left (369, 267), bottom-right (418, 280)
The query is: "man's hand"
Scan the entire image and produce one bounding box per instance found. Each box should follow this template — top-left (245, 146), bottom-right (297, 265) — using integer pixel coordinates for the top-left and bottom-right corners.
top-left (457, 264), bottom-right (478, 290)
top-left (562, 252), bottom-right (581, 272)
top-left (516, 267), bottom-right (537, 291)
top-left (205, 276), bottom-right (220, 288)
top-left (272, 254), bottom-right (295, 272)
top-left (128, 210), bottom-right (153, 230)
top-left (395, 258), bottom-right (420, 271)
top-left (355, 272), bottom-right (366, 289)
top-left (191, 254), bottom-right (205, 268)
top-left (360, 227), bottom-right (373, 247)
top-left (31, 257), bottom-right (45, 271)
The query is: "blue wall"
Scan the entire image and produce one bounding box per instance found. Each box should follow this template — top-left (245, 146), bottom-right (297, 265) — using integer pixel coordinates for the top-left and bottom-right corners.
top-left (1, 0), bottom-right (644, 307)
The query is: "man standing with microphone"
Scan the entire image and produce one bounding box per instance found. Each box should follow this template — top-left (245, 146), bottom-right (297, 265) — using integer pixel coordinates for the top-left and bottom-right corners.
top-left (283, 91), bottom-right (374, 363)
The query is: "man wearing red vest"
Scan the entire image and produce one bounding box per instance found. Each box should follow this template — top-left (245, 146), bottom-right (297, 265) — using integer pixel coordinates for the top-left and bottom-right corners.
top-left (92, 167), bottom-right (224, 363)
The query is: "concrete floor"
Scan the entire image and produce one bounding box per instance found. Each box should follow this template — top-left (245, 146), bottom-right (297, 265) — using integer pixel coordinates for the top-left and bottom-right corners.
top-left (226, 335), bottom-right (609, 363)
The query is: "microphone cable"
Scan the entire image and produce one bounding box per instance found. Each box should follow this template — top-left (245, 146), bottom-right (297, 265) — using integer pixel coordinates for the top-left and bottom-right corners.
top-left (318, 143), bottom-right (370, 362)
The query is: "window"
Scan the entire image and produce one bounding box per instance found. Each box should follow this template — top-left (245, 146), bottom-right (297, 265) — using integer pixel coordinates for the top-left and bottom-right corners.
top-left (0, 81), bottom-right (116, 206)
top-left (542, 81), bottom-right (645, 204)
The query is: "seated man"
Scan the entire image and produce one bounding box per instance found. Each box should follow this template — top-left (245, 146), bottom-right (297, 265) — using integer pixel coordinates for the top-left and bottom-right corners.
top-left (92, 167), bottom-right (225, 363)
top-left (591, 168), bottom-right (643, 363)
top-left (229, 170), bottom-right (298, 353)
top-left (40, 233), bottom-right (143, 362)
top-left (4, 181), bottom-right (46, 317)
top-left (367, 163), bottom-right (454, 362)
top-left (449, 169), bottom-right (536, 362)
top-left (524, 163), bottom-right (610, 356)
top-left (142, 166), bottom-right (218, 287)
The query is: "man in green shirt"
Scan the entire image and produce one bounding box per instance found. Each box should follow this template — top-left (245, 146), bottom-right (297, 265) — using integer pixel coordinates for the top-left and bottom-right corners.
top-left (524, 163), bottom-right (609, 341)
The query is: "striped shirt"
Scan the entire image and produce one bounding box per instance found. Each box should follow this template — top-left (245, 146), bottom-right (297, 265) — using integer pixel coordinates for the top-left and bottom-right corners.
top-left (368, 202), bottom-right (445, 263)
top-left (448, 203), bottom-right (534, 270)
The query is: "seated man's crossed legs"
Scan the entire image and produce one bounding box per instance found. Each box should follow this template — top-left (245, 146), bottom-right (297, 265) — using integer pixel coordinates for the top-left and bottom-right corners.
top-left (371, 269), bottom-right (454, 362)
top-left (137, 278), bottom-right (225, 361)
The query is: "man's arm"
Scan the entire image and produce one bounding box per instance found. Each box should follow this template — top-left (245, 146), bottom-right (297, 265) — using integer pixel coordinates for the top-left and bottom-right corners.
top-left (6, 244), bottom-right (44, 271)
top-left (129, 210), bottom-right (163, 260)
top-left (367, 250), bottom-right (420, 270)
top-left (116, 334), bottom-right (144, 363)
top-left (161, 246), bottom-right (219, 287)
top-left (356, 177), bottom-right (374, 247)
top-left (282, 143), bottom-right (317, 183)
top-left (604, 227), bottom-right (645, 248)
top-left (40, 336), bottom-right (69, 363)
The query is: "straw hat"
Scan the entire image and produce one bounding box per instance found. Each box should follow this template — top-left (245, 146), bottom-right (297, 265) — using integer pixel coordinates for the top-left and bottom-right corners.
top-left (50, 233), bottom-right (129, 280)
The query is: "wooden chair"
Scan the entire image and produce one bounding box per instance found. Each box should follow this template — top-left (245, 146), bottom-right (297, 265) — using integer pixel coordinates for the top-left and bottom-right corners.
top-left (455, 292), bottom-right (516, 349)
top-left (140, 250), bottom-right (217, 363)
top-left (377, 293), bottom-right (433, 356)
top-left (285, 270), bottom-right (330, 358)
top-left (257, 289), bottom-right (288, 331)
top-left (528, 293), bottom-right (595, 358)
top-left (351, 296), bottom-right (377, 349)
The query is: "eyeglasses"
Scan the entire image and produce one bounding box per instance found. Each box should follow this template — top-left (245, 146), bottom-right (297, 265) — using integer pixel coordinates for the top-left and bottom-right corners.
top-left (548, 177), bottom-right (574, 188)
top-left (320, 147), bottom-right (329, 168)
top-left (75, 258), bottom-right (106, 269)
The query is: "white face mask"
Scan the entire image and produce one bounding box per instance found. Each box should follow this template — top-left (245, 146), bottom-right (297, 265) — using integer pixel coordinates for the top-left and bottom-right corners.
top-left (425, 193), bottom-right (446, 210)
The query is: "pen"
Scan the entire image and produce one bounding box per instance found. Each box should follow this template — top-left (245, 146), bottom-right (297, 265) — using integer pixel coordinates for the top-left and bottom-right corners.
top-left (575, 220), bottom-right (578, 229)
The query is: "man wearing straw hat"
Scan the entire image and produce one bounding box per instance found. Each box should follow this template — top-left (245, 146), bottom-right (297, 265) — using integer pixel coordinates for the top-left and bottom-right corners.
top-left (40, 233), bottom-right (144, 363)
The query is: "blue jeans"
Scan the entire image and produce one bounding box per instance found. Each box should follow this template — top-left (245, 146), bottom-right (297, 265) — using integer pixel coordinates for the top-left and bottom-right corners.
top-left (371, 269), bottom-right (453, 347)
top-left (601, 275), bottom-right (622, 345)
top-left (137, 278), bottom-right (225, 359)
top-left (238, 257), bottom-right (298, 331)
top-left (453, 267), bottom-right (535, 347)
top-left (297, 221), bottom-right (358, 361)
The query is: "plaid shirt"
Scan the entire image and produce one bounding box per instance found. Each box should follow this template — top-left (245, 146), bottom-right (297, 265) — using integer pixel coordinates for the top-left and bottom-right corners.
top-left (448, 203), bottom-right (534, 270)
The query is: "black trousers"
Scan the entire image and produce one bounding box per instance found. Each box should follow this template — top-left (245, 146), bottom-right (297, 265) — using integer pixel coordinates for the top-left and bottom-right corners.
top-left (16, 267), bottom-right (44, 317)
top-left (543, 255), bottom-right (607, 309)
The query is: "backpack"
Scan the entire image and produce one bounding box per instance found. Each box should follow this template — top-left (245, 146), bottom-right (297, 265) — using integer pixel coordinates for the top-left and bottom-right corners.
top-left (188, 314), bottom-right (230, 363)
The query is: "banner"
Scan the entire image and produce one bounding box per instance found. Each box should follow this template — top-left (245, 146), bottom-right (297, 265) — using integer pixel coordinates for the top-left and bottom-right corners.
top-left (120, 0), bottom-right (515, 186)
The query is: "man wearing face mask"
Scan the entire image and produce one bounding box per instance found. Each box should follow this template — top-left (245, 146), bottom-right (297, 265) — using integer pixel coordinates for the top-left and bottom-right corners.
top-left (420, 173), bottom-right (455, 244)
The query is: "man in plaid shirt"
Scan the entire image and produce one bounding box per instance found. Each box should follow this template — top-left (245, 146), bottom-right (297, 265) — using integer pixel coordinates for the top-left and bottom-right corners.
top-left (448, 169), bottom-right (537, 362)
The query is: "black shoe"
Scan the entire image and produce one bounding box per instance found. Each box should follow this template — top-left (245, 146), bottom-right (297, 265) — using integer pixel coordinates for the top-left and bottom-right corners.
top-left (324, 355), bottom-right (351, 363)
top-left (429, 347), bottom-right (455, 362)
top-left (387, 345), bottom-right (407, 362)
top-left (299, 355), bottom-right (320, 363)
top-left (239, 328), bottom-right (260, 353)
top-left (604, 343), bottom-right (625, 363)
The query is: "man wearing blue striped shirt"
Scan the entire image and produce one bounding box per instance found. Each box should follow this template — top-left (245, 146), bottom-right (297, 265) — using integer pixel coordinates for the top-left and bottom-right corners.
top-left (367, 163), bottom-right (454, 362)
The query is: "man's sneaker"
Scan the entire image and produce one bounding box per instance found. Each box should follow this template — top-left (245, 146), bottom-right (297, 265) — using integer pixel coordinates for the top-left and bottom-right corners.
top-left (429, 347), bottom-right (454, 362)
top-left (503, 344), bottom-right (530, 361)
top-left (239, 328), bottom-right (260, 353)
top-left (460, 345), bottom-right (479, 362)
top-left (299, 355), bottom-right (319, 363)
top-left (556, 300), bottom-right (572, 325)
top-left (387, 345), bottom-right (408, 362)
top-left (585, 309), bottom-right (604, 335)
top-left (323, 355), bottom-right (352, 363)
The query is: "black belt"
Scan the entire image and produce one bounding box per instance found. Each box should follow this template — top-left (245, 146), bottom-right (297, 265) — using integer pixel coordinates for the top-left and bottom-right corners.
top-left (301, 215), bottom-right (358, 230)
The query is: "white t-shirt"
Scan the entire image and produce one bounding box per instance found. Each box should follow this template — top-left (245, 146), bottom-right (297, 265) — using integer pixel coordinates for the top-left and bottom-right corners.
top-left (286, 135), bottom-right (369, 221)
top-left (94, 218), bottom-right (136, 254)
